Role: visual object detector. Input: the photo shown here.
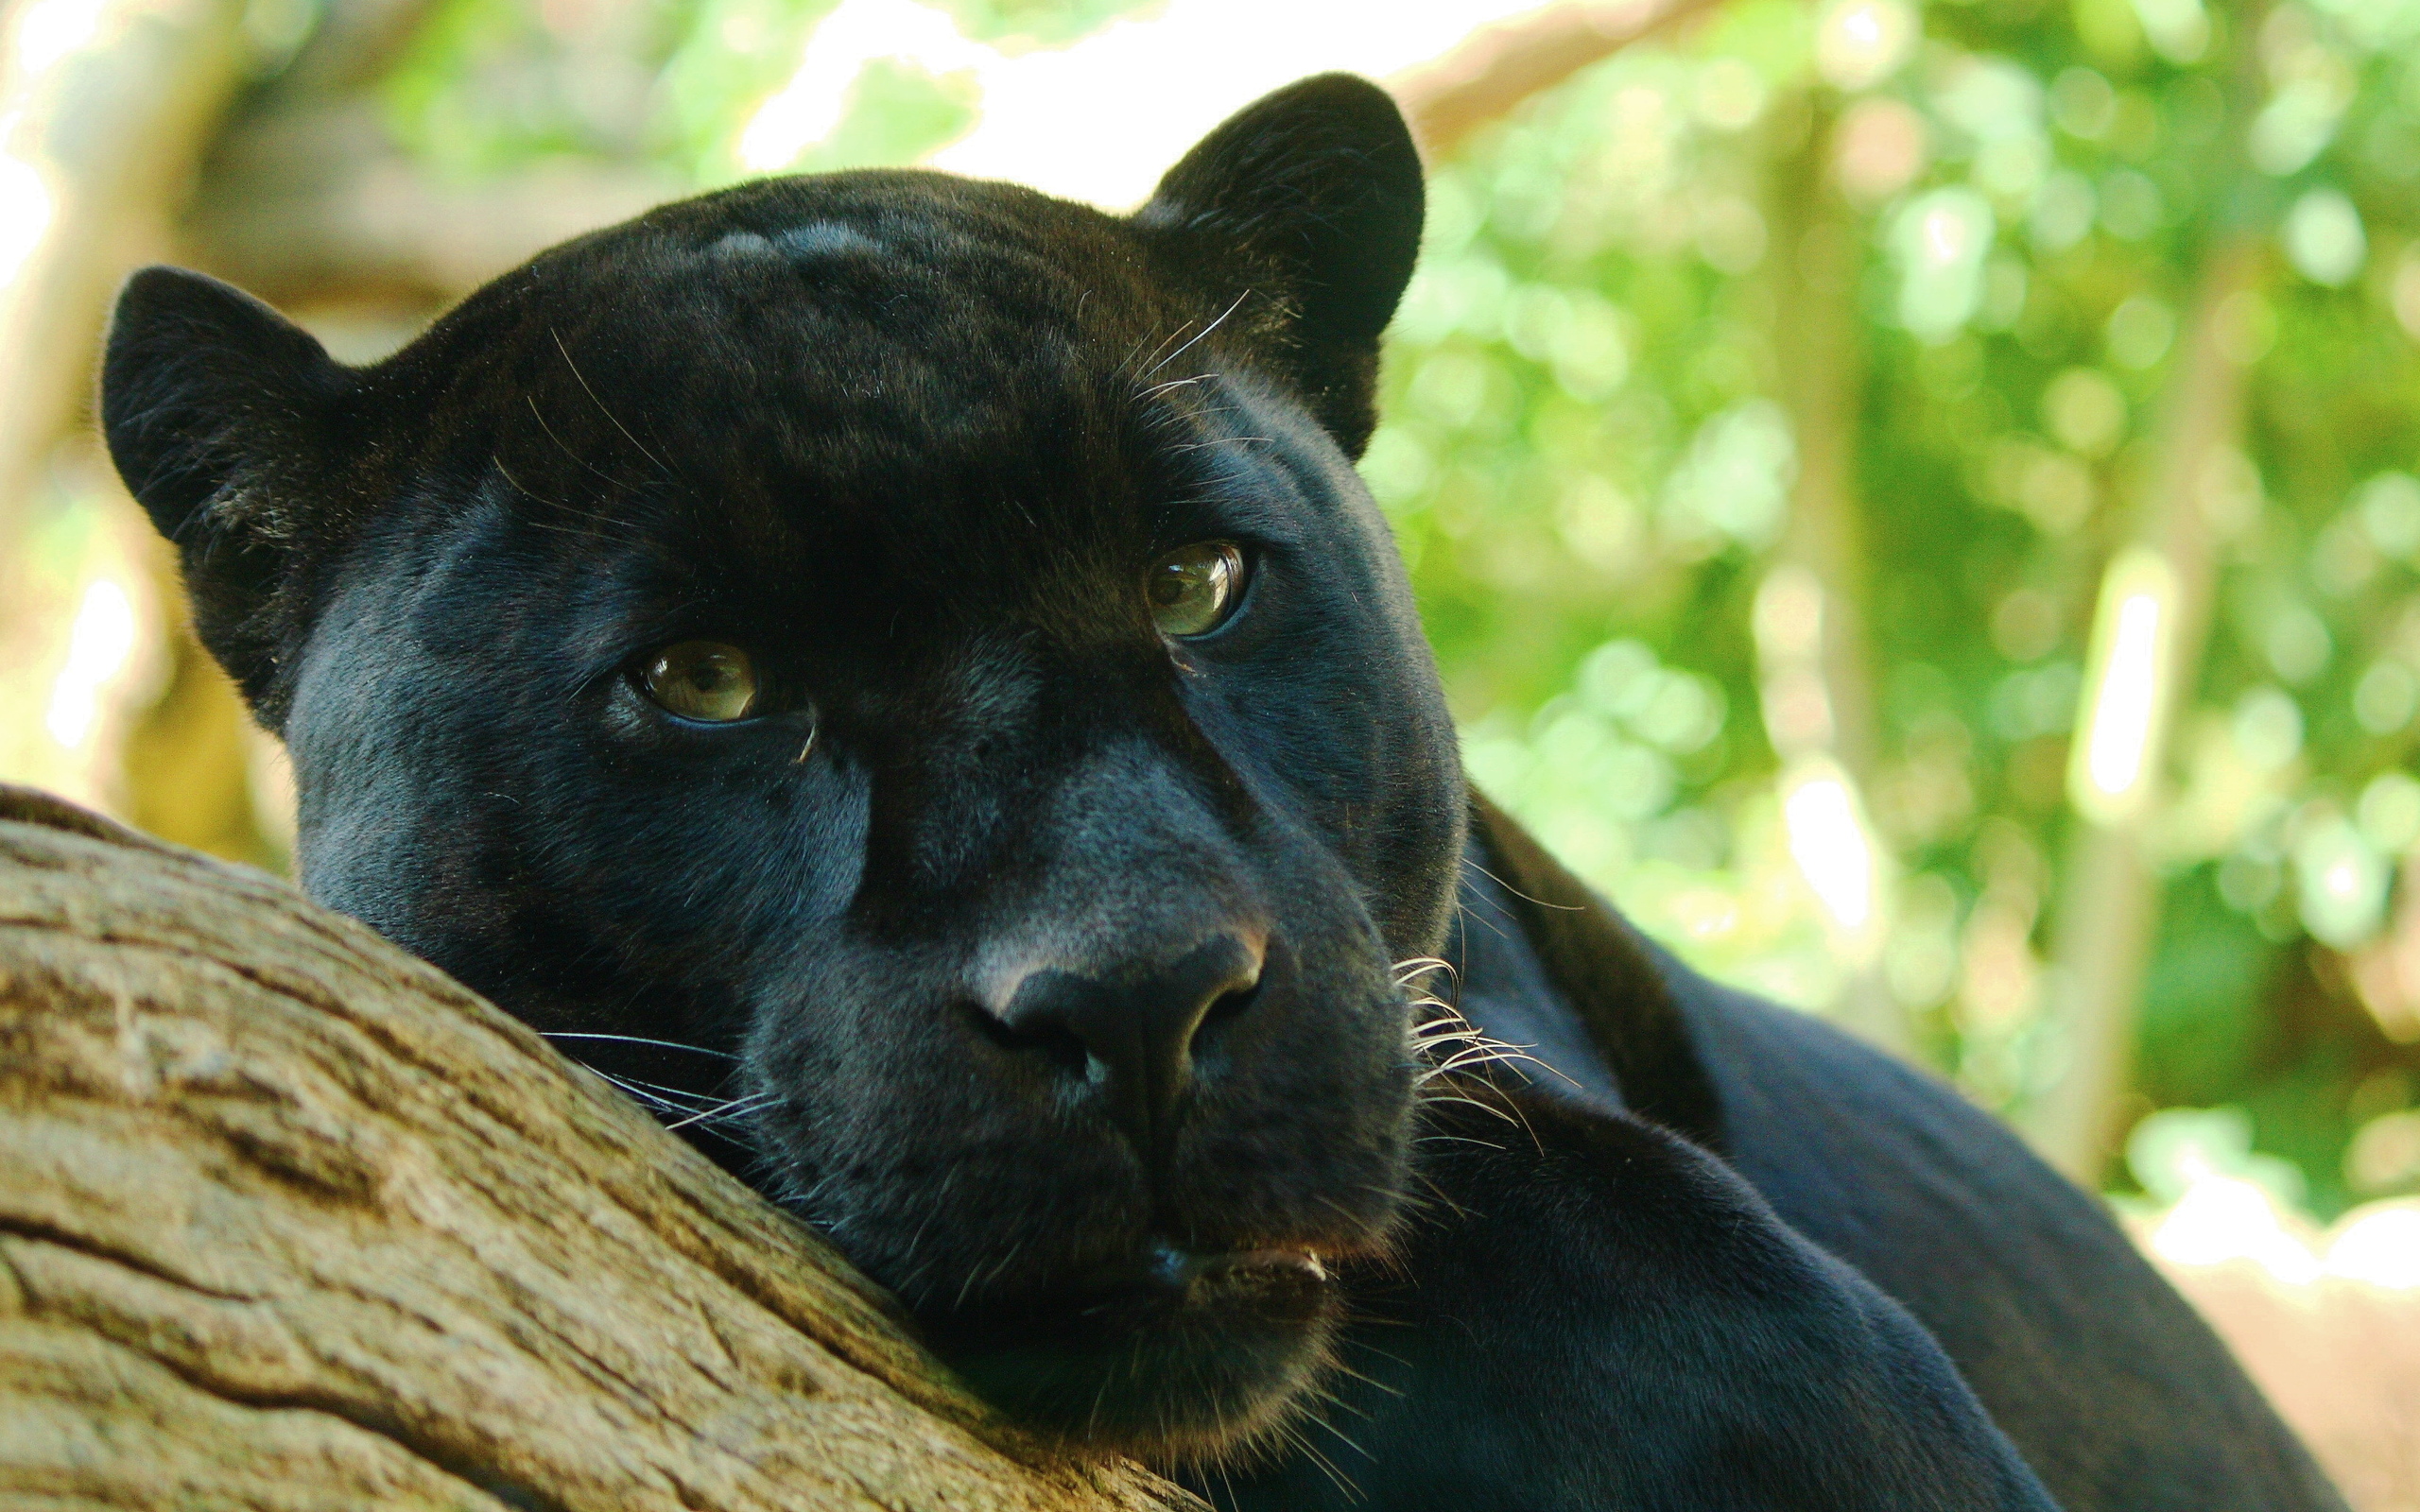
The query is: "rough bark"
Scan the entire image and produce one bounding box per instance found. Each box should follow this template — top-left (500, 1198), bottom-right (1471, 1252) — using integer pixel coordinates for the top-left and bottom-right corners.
top-left (0, 784), bottom-right (1198, 1512)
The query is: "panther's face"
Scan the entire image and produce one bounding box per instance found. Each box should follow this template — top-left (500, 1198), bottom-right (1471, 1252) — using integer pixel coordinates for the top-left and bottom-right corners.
top-left (104, 77), bottom-right (1461, 1460)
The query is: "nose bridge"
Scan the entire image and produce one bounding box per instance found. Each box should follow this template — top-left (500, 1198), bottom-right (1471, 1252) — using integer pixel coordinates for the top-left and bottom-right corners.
top-left (989, 734), bottom-right (1263, 983)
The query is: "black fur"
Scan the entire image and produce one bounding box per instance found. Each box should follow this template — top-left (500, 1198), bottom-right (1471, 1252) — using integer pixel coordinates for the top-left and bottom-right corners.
top-left (102, 74), bottom-right (2342, 1510)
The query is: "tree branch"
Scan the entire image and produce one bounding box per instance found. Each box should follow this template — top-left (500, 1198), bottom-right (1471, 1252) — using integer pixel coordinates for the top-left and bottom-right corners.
top-left (1392, 0), bottom-right (1732, 160)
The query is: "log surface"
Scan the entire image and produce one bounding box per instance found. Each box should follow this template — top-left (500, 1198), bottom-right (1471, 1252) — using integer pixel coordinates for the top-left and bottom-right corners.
top-left (0, 785), bottom-right (1198, 1512)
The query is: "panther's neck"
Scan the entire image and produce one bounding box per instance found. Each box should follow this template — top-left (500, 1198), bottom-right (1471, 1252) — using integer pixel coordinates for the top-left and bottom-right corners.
top-left (1442, 798), bottom-right (1728, 1151)
top-left (1441, 844), bottom-right (1626, 1114)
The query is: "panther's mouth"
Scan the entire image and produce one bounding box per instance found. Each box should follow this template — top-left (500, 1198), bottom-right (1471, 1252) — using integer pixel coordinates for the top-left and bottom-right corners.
top-left (922, 1240), bottom-right (1347, 1461)
top-left (1153, 1245), bottom-right (1330, 1292)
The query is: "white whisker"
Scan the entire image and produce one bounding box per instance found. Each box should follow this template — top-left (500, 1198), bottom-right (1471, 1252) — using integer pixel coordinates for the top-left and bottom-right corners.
top-left (1148, 289), bottom-right (1251, 376)
top-left (663, 1091), bottom-right (779, 1133)
top-left (543, 1031), bottom-right (735, 1058)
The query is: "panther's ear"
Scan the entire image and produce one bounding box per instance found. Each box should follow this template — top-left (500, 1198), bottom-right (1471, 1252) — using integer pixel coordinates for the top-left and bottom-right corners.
top-left (1135, 73), bottom-right (1424, 457)
top-left (102, 266), bottom-right (355, 717)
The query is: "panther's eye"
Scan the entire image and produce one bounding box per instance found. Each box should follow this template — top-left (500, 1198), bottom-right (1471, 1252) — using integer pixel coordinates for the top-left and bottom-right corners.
top-left (639, 641), bottom-right (759, 722)
top-left (1145, 542), bottom-right (1245, 638)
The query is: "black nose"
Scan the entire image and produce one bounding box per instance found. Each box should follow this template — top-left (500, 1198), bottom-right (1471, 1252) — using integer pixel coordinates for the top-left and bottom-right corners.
top-left (995, 933), bottom-right (1265, 1155)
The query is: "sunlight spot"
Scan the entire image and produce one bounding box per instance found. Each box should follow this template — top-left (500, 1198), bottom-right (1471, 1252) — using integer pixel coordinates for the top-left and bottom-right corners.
top-left (43, 578), bottom-right (136, 750)
top-left (0, 152), bottom-right (52, 286)
top-left (2325, 1204), bottom-right (2420, 1290)
top-left (2149, 1173), bottom-right (2321, 1284)
top-left (736, 0), bottom-right (988, 173)
top-left (8, 0), bottom-right (112, 78)
top-left (2283, 188), bottom-right (2366, 287)
top-left (1783, 758), bottom-right (1880, 938)
top-left (1816, 0), bottom-right (1916, 92)
top-left (2070, 547), bottom-right (2174, 825)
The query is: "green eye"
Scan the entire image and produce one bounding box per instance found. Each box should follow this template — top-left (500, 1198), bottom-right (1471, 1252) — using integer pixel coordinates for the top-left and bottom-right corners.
top-left (1145, 542), bottom-right (1246, 638)
top-left (640, 641), bottom-right (759, 722)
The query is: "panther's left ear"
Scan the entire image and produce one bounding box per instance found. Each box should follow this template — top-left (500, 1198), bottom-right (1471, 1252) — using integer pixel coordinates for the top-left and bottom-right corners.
top-left (1134, 73), bottom-right (1424, 457)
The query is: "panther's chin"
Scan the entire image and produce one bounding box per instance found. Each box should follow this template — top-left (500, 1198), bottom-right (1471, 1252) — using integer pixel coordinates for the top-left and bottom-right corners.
top-left (925, 1245), bottom-right (1343, 1464)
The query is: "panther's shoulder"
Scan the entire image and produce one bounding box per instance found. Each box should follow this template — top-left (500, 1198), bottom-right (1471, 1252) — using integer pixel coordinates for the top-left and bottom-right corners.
top-left (1627, 902), bottom-right (2342, 1511)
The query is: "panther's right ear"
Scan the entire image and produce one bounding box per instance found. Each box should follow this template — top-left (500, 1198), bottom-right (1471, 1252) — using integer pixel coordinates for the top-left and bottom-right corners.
top-left (102, 266), bottom-right (355, 715)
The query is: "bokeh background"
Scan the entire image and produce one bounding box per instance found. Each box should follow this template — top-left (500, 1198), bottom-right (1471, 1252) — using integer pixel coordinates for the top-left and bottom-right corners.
top-left (2, 0), bottom-right (2416, 1498)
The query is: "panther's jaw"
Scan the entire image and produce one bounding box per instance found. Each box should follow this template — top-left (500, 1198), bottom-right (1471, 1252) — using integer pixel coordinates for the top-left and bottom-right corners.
top-left (920, 1239), bottom-right (1356, 1466)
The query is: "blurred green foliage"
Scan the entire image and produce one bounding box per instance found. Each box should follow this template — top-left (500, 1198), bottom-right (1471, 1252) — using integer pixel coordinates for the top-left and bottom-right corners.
top-left (348, 0), bottom-right (2420, 1211)
top-left (1372, 0), bottom-right (2420, 1214)
top-left (380, 0), bottom-right (1157, 180)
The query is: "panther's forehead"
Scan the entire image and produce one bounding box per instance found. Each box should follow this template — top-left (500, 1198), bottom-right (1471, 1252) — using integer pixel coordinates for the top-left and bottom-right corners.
top-left (374, 169), bottom-right (1267, 572)
top-left (409, 169), bottom-right (1180, 425)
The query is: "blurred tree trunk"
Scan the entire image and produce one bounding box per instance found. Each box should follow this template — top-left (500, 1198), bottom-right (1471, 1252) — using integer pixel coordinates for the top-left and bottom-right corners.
top-left (0, 0), bottom-right (251, 539)
top-left (1765, 107), bottom-right (1882, 794)
top-left (2027, 238), bottom-right (2262, 1181)
top-left (2026, 4), bottom-right (2273, 1182)
top-left (1758, 100), bottom-right (1906, 1055)
top-left (0, 785), bottom-right (1197, 1512)
top-left (0, 0), bottom-right (263, 868)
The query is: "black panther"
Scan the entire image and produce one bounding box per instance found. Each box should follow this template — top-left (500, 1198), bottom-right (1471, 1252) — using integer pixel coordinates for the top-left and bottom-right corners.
top-left (102, 74), bottom-right (2342, 1510)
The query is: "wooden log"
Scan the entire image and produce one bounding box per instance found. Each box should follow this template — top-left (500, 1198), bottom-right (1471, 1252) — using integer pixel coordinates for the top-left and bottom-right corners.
top-left (0, 784), bottom-right (1199, 1512)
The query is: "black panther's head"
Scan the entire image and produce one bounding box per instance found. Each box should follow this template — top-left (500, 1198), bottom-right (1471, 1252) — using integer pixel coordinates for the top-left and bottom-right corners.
top-left (101, 75), bottom-right (1461, 1462)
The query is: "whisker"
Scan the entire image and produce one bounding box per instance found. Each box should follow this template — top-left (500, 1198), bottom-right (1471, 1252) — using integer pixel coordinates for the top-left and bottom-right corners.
top-left (1302, 1379), bottom-right (1379, 1431)
top-left (1404, 994), bottom-right (1581, 1093)
top-left (1148, 289), bottom-right (1252, 376)
top-left (1413, 1129), bottom-right (1512, 1149)
top-left (580, 1068), bottom-right (695, 1116)
top-left (1392, 955), bottom-right (1458, 988)
top-left (1411, 1091), bottom-right (1518, 1128)
top-left (541, 1032), bottom-right (735, 1058)
top-left (1135, 373), bottom-right (1209, 402)
top-left (1116, 318), bottom-right (1175, 377)
top-left (1164, 435), bottom-right (1271, 455)
top-left (1132, 317), bottom-right (1201, 377)
top-left (1316, 1355), bottom-right (1399, 1404)
top-left (663, 1091), bottom-right (779, 1133)
top-left (1274, 1418), bottom-right (1359, 1501)
top-left (522, 395), bottom-right (638, 498)
top-left (551, 327), bottom-right (678, 480)
top-left (1455, 896), bottom-right (1512, 942)
top-left (1467, 858), bottom-right (1585, 912)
